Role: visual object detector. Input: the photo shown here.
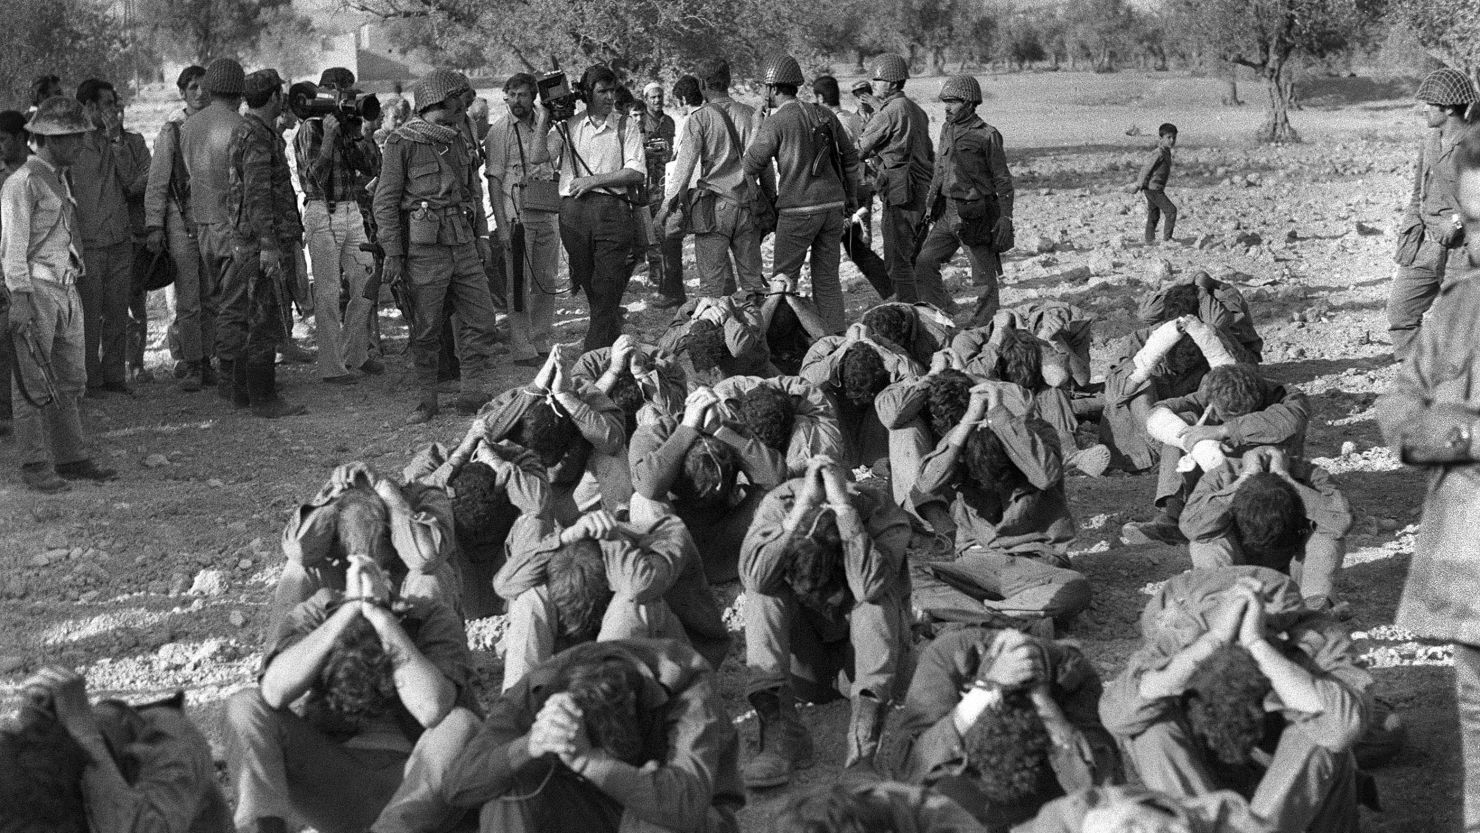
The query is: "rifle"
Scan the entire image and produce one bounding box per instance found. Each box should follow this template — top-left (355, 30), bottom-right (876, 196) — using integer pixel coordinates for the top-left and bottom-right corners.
top-left (10, 322), bottom-right (61, 408)
top-left (358, 240), bottom-right (417, 329)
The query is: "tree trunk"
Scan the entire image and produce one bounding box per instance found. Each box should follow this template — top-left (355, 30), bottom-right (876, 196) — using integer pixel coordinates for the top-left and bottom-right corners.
top-left (1222, 63), bottom-right (1243, 106)
top-left (1256, 61), bottom-right (1300, 143)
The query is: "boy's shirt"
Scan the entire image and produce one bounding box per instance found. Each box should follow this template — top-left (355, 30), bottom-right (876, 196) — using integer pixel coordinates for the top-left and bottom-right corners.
top-left (1140, 145), bottom-right (1172, 191)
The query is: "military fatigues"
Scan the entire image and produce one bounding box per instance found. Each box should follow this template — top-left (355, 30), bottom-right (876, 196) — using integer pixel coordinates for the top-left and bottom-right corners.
top-left (373, 119), bottom-right (499, 402)
top-left (224, 112), bottom-right (301, 370)
top-left (857, 92), bottom-right (934, 306)
top-left (913, 112), bottom-right (1013, 317)
top-left (1377, 268), bottom-right (1480, 826)
top-left (1389, 126), bottom-right (1466, 359)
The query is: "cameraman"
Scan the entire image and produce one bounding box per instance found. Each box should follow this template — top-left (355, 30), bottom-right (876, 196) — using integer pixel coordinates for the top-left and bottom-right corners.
top-left (294, 67), bottom-right (381, 385)
top-left (547, 65), bottom-right (645, 352)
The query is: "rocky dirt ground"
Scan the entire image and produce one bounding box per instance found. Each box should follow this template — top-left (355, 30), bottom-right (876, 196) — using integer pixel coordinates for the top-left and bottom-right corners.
top-left (0, 70), bottom-right (1458, 831)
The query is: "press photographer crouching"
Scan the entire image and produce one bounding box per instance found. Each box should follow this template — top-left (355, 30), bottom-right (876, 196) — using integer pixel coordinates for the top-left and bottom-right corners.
top-left (291, 67), bottom-right (384, 384)
top-left (546, 66), bottom-right (645, 352)
top-left (0, 666), bottom-right (233, 832)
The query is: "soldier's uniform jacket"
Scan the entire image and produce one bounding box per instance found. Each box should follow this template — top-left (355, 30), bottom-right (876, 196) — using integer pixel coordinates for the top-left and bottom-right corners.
top-left (928, 112), bottom-right (1013, 227)
top-left (857, 92), bottom-right (934, 210)
top-left (1405, 126), bottom-right (1464, 242)
top-left (226, 112), bottom-right (302, 251)
top-left (1378, 269), bottom-right (1480, 645)
top-left (372, 118), bottom-right (489, 259)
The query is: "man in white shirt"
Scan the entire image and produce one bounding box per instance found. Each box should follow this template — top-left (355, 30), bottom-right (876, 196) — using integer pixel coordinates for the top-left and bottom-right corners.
top-left (547, 66), bottom-right (645, 351)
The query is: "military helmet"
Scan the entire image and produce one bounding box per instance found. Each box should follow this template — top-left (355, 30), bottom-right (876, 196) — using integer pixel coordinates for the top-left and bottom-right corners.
top-left (761, 54), bottom-right (804, 87)
top-left (413, 68), bottom-right (464, 113)
top-left (202, 58), bottom-right (245, 96)
top-left (1416, 68), bottom-right (1479, 106)
top-left (938, 75), bottom-right (982, 104)
top-left (25, 97), bottom-right (92, 136)
top-left (871, 53), bottom-right (910, 83)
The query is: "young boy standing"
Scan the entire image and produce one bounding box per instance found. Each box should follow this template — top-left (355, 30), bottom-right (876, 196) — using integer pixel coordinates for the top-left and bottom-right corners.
top-left (1127, 123), bottom-right (1177, 245)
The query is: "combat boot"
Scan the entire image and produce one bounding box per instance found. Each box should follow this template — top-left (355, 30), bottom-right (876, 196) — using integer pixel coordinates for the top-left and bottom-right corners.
top-left (742, 690), bottom-right (814, 789)
top-left (843, 693), bottom-right (889, 776)
top-left (216, 359), bottom-right (235, 401)
top-left (247, 362), bottom-right (306, 419)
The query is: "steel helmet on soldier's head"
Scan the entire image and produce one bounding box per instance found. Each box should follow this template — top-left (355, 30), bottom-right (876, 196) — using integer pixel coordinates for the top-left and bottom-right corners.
top-left (939, 75), bottom-right (982, 104)
top-left (413, 68), bottom-right (464, 113)
top-left (761, 54), bottom-right (804, 87)
top-left (202, 58), bottom-right (245, 96)
top-left (1416, 68), bottom-right (1479, 106)
top-left (872, 53), bottom-right (910, 83)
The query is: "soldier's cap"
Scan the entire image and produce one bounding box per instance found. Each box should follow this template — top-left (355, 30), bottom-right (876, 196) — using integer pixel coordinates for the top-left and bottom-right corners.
top-left (850, 80), bottom-right (871, 95)
top-left (413, 69), bottom-right (464, 113)
top-left (244, 69), bottom-right (285, 99)
top-left (203, 59), bottom-right (245, 96)
top-left (319, 67), bottom-right (356, 89)
top-left (25, 96), bottom-right (92, 136)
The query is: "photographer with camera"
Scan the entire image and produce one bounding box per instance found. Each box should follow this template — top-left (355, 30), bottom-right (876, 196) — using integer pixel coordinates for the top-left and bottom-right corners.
top-left (293, 67), bottom-right (383, 386)
top-left (547, 65), bottom-right (645, 352)
top-left (486, 73), bottom-right (559, 367)
top-left (2, 666), bottom-right (233, 832)
top-left (374, 69), bottom-right (501, 425)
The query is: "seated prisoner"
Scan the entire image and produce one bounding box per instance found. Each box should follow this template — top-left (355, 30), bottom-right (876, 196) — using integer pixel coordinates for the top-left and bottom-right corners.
top-left (404, 423), bottom-right (552, 619)
top-left (760, 274), bottom-right (831, 376)
top-left (950, 302), bottom-right (1093, 392)
top-left (570, 333), bottom-right (689, 432)
top-left (894, 627), bottom-right (1120, 830)
top-left (1099, 567), bottom-right (1371, 833)
top-left (802, 322), bottom-right (929, 507)
top-left (275, 461), bottom-right (458, 631)
top-left (911, 382), bottom-right (1092, 630)
top-left (1139, 270), bottom-right (1264, 363)
top-left (1101, 286), bottom-right (1253, 473)
top-left (438, 639), bottom-right (744, 833)
top-left (859, 300), bottom-right (958, 368)
top-left (739, 456), bottom-right (914, 788)
top-left (1124, 363), bottom-right (1309, 546)
top-left (712, 372), bottom-right (845, 476)
top-left (1, 666), bottom-right (232, 833)
top-left (225, 557), bottom-right (481, 833)
top-left (476, 345), bottom-right (627, 522)
top-left (660, 294), bottom-right (777, 383)
top-left (1180, 446), bottom-right (1352, 615)
top-left (976, 329), bottom-right (1112, 477)
top-left (775, 782), bottom-right (989, 833)
top-left (494, 507), bottom-right (729, 691)
top-left (630, 387), bottom-right (789, 582)
top-left (1023, 785), bottom-right (1272, 833)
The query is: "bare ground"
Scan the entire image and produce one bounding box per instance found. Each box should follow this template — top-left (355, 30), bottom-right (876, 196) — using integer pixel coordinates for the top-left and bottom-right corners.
top-left (0, 70), bottom-right (1456, 831)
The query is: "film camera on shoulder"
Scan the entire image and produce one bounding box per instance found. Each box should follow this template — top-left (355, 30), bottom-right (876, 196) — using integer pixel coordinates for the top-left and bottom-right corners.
top-left (288, 81), bottom-right (382, 131)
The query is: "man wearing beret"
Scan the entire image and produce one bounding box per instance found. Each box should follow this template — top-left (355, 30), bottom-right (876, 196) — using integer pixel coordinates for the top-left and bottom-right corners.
top-left (224, 68), bottom-right (307, 418)
top-left (374, 69), bottom-right (500, 425)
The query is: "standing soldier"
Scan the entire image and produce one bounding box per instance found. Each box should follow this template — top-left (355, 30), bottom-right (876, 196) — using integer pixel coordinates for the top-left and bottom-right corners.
top-left (1378, 126), bottom-right (1480, 832)
top-left (743, 54), bottom-right (859, 334)
top-left (2, 98), bottom-right (117, 492)
top-left (636, 81), bottom-right (684, 303)
top-left (374, 69), bottom-right (500, 425)
top-left (1389, 68), bottom-right (1478, 362)
top-left (181, 59), bottom-right (245, 404)
top-left (914, 75), bottom-right (1014, 323)
top-left (857, 53), bottom-right (933, 308)
top-left (662, 56), bottom-right (766, 301)
top-left (224, 70), bottom-right (307, 418)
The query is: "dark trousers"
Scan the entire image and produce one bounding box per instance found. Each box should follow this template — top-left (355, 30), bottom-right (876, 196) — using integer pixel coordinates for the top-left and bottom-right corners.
top-left (843, 217), bottom-right (893, 301)
top-left (913, 223), bottom-right (1000, 317)
top-left (407, 242), bottom-right (499, 399)
top-left (1458, 643), bottom-right (1480, 831)
top-left (644, 203), bottom-right (685, 298)
top-left (880, 203), bottom-right (924, 299)
top-left (560, 194), bottom-right (637, 351)
top-left (1144, 189), bottom-right (1177, 243)
top-left (80, 241), bottom-right (132, 388)
top-left (217, 242), bottom-right (287, 367)
top-left (1388, 237), bottom-right (1453, 361)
